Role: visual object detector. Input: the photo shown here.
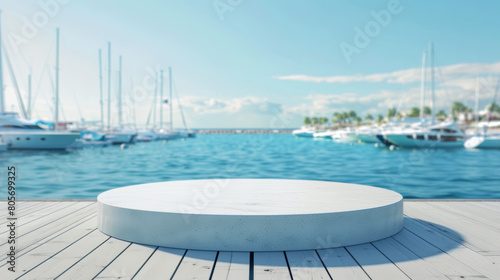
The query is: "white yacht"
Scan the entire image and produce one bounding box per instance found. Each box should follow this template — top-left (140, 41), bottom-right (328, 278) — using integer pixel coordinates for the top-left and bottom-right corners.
top-left (355, 126), bottom-right (380, 143)
top-left (104, 130), bottom-right (137, 145)
top-left (331, 128), bottom-right (358, 143)
top-left (384, 122), bottom-right (465, 148)
top-left (0, 115), bottom-right (79, 150)
top-left (292, 127), bottom-right (316, 138)
top-left (313, 131), bottom-right (334, 139)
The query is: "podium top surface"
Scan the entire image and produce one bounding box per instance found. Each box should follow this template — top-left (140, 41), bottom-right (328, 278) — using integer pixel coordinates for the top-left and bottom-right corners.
top-left (98, 179), bottom-right (402, 215)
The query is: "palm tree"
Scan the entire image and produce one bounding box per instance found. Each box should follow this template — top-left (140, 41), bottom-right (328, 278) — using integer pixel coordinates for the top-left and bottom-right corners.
top-left (423, 106), bottom-right (432, 116)
top-left (354, 116), bottom-right (362, 126)
top-left (386, 107), bottom-right (397, 120)
top-left (342, 112), bottom-right (350, 123)
top-left (348, 110), bottom-right (357, 122)
top-left (408, 107), bottom-right (420, 118)
top-left (311, 117), bottom-right (319, 126)
top-left (376, 114), bottom-right (384, 125)
top-left (436, 110), bottom-right (447, 121)
top-left (487, 102), bottom-right (500, 113)
top-left (333, 112), bottom-right (342, 124)
top-left (396, 112), bottom-right (403, 120)
top-left (303, 117), bottom-right (311, 126)
top-left (451, 102), bottom-right (471, 121)
top-left (365, 114), bottom-right (373, 122)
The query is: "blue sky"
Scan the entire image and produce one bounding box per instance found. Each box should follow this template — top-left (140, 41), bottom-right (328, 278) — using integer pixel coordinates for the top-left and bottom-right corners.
top-left (1, 0), bottom-right (500, 128)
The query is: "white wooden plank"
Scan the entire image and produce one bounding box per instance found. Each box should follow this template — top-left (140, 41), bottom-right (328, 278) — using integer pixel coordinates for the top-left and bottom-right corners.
top-left (3, 214), bottom-right (97, 274)
top-left (56, 237), bottom-right (131, 280)
top-left (285, 250), bottom-right (330, 280)
top-left (392, 228), bottom-right (486, 278)
top-left (18, 228), bottom-right (110, 280)
top-left (253, 252), bottom-right (291, 280)
top-left (372, 237), bottom-right (447, 279)
top-left (0, 201), bottom-right (43, 219)
top-left (404, 201), bottom-right (500, 254)
top-left (317, 247), bottom-right (370, 280)
top-left (94, 243), bottom-right (156, 279)
top-left (133, 247), bottom-right (186, 280)
top-left (487, 255), bottom-right (500, 264)
top-left (0, 202), bottom-right (75, 236)
top-left (429, 201), bottom-right (500, 231)
top-left (0, 203), bottom-right (97, 264)
top-left (211, 252), bottom-right (250, 280)
top-left (171, 250), bottom-right (217, 280)
top-left (346, 242), bottom-right (410, 280)
top-left (474, 201), bottom-right (500, 212)
top-left (467, 201), bottom-right (500, 215)
top-left (404, 217), bottom-right (500, 279)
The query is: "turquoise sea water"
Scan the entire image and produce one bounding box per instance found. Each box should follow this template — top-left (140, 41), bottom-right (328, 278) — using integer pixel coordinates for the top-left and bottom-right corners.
top-left (2, 134), bottom-right (500, 199)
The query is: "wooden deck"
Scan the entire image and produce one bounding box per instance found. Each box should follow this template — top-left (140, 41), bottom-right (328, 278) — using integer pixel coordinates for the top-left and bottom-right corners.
top-left (1, 200), bottom-right (499, 279)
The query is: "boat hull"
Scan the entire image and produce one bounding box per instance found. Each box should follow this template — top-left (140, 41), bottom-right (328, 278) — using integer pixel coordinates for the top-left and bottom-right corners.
top-left (357, 133), bottom-right (378, 143)
top-left (1, 131), bottom-right (79, 150)
top-left (385, 134), bottom-right (464, 148)
top-left (105, 132), bottom-right (137, 145)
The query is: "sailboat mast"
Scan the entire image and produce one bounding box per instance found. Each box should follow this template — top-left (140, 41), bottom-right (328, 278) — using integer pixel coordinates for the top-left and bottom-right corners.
top-left (99, 49), bottom-right (103, 130)
top-left (55, 28), bottom-right (60, 131)
top-left (420, 50), bottom-right (426, 119)
top-left (0, 10), bottom-right (4, 114)
top-left (160, 69), bottom-right (164, 129)
top-left (153, 71), bottom-right (157, 129)
top-left (169, 66), bottom-right (173, 131)
top-left (118, 55), bottom-right (122, 128)
top-left (474, 77), bottom-right (479, 134)
top-left (429, 42), bottom-right (435, 124)
top-left (28, 73), bottom-right (31, 119)
top-left (107, 42), bottom-right (111, 131)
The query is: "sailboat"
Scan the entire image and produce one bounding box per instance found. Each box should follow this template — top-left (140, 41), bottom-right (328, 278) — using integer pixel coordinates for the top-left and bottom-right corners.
top-left (0, 23), bottom-right (79, 150)
top-left (464, 78), bottom-right (500, 149)
top-left (100, 46), bottom-right (136, 145)
top-left (382, 43), bottom-right (466, 148)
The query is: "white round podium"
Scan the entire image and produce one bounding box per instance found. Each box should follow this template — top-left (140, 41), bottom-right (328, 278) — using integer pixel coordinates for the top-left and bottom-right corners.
top-left (97, 179), bottom-right (403, 251)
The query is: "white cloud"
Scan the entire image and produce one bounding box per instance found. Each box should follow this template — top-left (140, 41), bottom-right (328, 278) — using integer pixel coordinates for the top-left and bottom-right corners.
top-left (273, 61), bottom-right (500, 85)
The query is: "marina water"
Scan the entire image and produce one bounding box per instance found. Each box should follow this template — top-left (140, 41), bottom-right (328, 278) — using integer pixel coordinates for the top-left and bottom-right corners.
top-left (2, 134), bottom-right (499, 199)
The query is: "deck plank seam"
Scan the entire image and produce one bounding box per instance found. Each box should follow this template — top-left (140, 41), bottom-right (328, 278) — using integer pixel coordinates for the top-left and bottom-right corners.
top-left (0, 206), bottom-right (97, 266)
top-left (14, 212), bottom-right (97, 261)
top-left (343, 246), bottom-right (373, 280)
top-left (0, 201), bottom-right (44, 219)
top-left (3, 202), bottom-right (93, 241)
top-left (168, 248), bottom-right (188, 280)
top-left (397, 227), bottom-right (486, 278)
top-left (130, 245), bottom-right (159, 280)
top-left (369, 241), bottom-right (413, 279)
top-left (207, 251), bottom-right (220, 280)
top-left (249, 252), bottom-right (254, 280)
top-left (314, 249), bottom-right (334, 280)
top-left (11, 203), bottom-right (97, 250)
top-left (283, 251), bottom-right (294, 280)
top-left (423, 202), bottom-right (500, 231)
top-left (52, 236), bottom-right (112, 280)
top-left (15, 227), bottom-right (99, 279)
top-left (92, 242), bottom-right (133, 279)
top-left (0, 201), bottom-right (73, 237)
